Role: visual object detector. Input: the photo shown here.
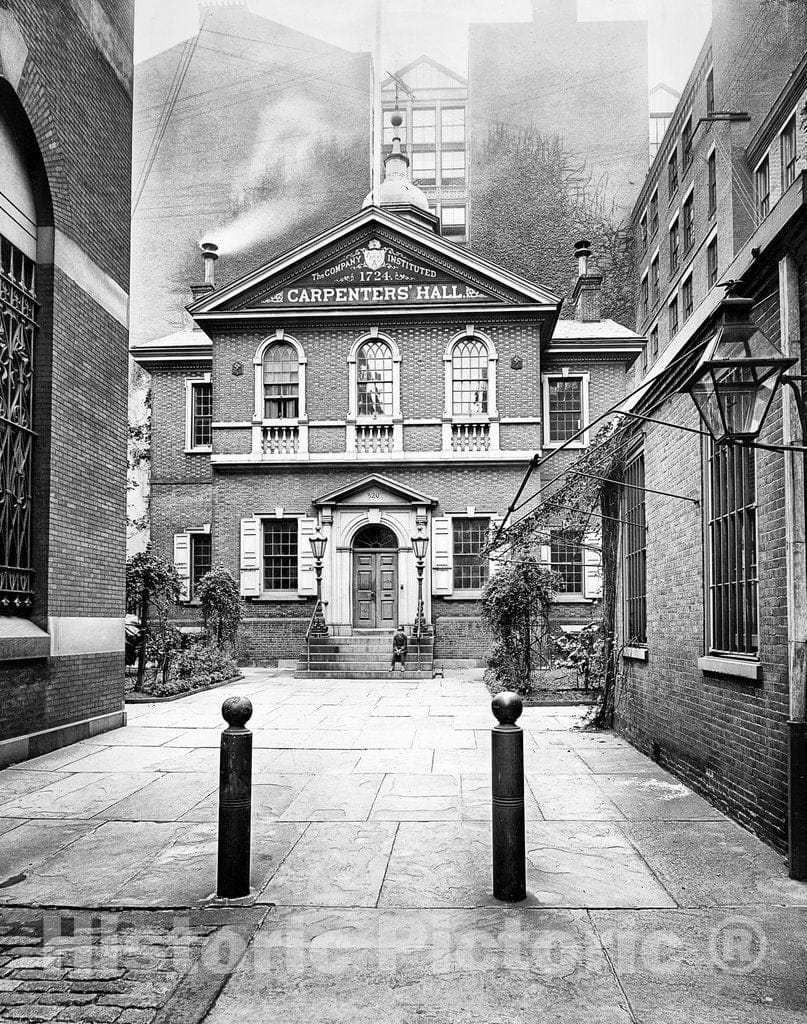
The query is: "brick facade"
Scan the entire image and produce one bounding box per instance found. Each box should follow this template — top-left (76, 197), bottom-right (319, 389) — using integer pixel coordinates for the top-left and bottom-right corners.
top-left (0, 2), bottom-right (133, 756)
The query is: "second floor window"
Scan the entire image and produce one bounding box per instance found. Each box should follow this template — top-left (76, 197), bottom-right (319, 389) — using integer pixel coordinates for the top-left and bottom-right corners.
top-left (668, 148), bottom-right (678, 196)
top-left (649, 189), bottom-right (659, 235)
top-left (683, 274), bottom-right (694, 320)
top-left (669, 217), bottom-right (680, 273)
top-left (441, 150), bottom-right (465, 184)
top-left (756, 156), bottom-right (770, 220)
top-left (781, 115), bottom-right (797, 190)
top-left (707, 236), bottom-right (718, 288)
top-left (452, 338), bottom-right (488, 415)
top-left (550, 531), bottom-right (583, 595)
top-left (651, 254), bottom-right (660, 305)
top-left (682, 115), bottom-right (693, 169)
top-left (190, 381), bottom-right (212, 448)
top-left (357, 340), bottom-right (393, 416)
top-left (453, 517), bottom-right (490, 590)
top-left (263, 519), bottom-right (298, 592)
top-left (707, 151), bottom-right (717, 215)
top-left (263, 343), bottom-right (299, 419)
top-left (547, 376), bottom-right (584, 443)
top-left (669, 295), bottom-right (679, 336)
top-left (683, 191), bottom-right (694, 252)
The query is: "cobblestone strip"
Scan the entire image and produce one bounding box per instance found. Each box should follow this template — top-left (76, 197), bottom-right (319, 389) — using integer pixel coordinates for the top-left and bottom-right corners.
top-left (0, 907), bottom-right (269, 1024)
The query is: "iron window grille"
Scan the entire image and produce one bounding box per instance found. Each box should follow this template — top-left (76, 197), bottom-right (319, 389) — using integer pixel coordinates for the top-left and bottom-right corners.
top-left (668, 149), bottom-right (678, 196)
top-left (707, 151), bottom-right (717, 215)
top-left (191, 382), bottom-right (212, 448)
top-left (707, 237), bottom-right (718, 288)
top-left (452, 517), bottom-right (490, 590)
top-left (623, 453), bottom-right (647, 644)
top-left (781, 115), bottom-right (797, 190)
top-left (190, 533), bottom-right (212, 600)
top-left (357, 340), bottom-right (393, 416)
top-left (452, 339), bottom-right (488, 415)
top-left (669, 218), bottom-right (680, 274)
top-left (263, 519), bottom-right (298, 592)
top-left (550, 531), bottom-right (583, 595)
top-left (756, 156), bottom-right (770, 220)
top-left (683, 192), bottom-right (694, 252)
top-left (0, 234), bottom-right (37, 612)
top-left (706, 441), bottom-right (758, 655)
top-left (263, 342), bottom-right (299, 419)
top-left (548, 376), bottom-right (584, 442)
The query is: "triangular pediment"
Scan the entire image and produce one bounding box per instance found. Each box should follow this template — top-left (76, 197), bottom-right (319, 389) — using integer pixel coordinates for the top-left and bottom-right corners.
top-left (314, 474), bottom-right (436, 508)
top-left (188, 209), bottom-right (560, 319)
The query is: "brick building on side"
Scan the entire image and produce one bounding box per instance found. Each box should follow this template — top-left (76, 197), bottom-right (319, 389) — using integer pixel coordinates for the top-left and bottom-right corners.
top-left (132, 127), bottom-right (643, 673)
top-left (613, 0), bottom-right (807, 867)
top-left (0, 1), bottom-right (133, 764)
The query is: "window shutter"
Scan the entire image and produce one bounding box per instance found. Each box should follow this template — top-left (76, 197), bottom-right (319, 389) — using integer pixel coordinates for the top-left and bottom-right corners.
top-left (488, 517), bottom-right (505, 579)
top-left (297, 517), bottom-right (318, 596)
top-left (583, 533), bottom-right (603, 599)
top-left (431, 515), bottom-right (453, 595)
top-left (240, 517), bottom-right (261, 597)
top-left (174, 533), bottom-right (191, 602)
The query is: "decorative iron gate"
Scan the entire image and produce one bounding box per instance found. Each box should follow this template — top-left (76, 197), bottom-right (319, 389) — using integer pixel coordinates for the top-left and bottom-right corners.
top-left (0, 235), bottom-right (37, 611)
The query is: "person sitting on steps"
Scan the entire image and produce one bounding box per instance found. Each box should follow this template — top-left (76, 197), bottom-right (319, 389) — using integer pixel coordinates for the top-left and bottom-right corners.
top-left (391, 625), bottom-right (408, 672)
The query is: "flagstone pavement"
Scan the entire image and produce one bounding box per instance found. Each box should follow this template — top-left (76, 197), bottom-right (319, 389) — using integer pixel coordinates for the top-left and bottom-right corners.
top-left (0, 667), bottom-right (806, 1022)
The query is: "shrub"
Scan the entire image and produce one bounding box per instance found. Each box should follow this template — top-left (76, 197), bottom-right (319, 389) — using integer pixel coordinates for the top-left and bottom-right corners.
top-left (196, 565), bottom-right (241, 648)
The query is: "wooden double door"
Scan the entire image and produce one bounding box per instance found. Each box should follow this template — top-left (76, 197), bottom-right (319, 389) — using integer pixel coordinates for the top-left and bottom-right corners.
top-left (353, 549), bottom-right (398, 628)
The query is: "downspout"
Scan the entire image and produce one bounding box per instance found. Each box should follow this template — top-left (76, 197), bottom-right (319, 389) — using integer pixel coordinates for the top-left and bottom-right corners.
top-left (780, 254), bottom-right (807, 880)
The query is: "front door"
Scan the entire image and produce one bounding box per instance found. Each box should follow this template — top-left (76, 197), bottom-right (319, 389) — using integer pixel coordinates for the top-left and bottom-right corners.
top-left (352, 525), bottom-right (398, 628)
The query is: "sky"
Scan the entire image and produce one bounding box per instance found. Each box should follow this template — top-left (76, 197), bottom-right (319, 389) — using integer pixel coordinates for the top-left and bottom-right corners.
top-left (134, 0), bottom-right (713, 94)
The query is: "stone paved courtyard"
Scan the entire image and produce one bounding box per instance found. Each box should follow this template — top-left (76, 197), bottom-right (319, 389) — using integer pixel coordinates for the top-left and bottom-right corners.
top-left (0, 667), bottom-right (806, 1022)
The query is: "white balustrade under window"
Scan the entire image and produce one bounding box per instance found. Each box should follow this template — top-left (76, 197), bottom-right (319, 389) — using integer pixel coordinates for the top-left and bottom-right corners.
top-left (262, 424), bottom-right (299, 454)
top-left (356, 423), bottom-right (393, 453)
top-left (451, 422), bottom-right (490, 452)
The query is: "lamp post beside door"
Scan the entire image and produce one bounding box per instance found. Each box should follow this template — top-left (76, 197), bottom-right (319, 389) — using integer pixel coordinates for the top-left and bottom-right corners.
top-left (309, 526), bottom-right (328, 637)
top-left (411, 531), bottom-right (429, 639)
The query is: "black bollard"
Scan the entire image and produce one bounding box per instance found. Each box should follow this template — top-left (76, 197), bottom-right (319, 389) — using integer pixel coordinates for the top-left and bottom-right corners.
top-left (217, 695), bottom-right (253, 899)
top-left (491, 690), bottom-right (526, 902)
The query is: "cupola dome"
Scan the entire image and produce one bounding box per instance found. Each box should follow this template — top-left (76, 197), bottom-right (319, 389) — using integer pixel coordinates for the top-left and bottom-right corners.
top-left (362, 112), bottom-right (439, 232)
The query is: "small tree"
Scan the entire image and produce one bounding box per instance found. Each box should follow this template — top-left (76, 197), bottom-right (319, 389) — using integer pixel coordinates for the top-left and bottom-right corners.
top-left (125, 546), bottom-right (181, 691)
top-left (196, 565), bottom-right (241, 648)
top-left (481, 555), bottom-right (559, 695)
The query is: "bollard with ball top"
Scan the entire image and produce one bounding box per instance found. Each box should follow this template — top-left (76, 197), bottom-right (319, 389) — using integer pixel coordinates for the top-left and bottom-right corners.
top-left (217, 695), bottom-right (253, 899)
top-left (491, 690), bottom-right (526, 902)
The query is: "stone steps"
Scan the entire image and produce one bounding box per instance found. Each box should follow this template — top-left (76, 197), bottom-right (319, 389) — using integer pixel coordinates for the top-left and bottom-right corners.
top-left (296, 633), bottom-right (434, 679)
top-left (294, 669), bottom-right (433, 680)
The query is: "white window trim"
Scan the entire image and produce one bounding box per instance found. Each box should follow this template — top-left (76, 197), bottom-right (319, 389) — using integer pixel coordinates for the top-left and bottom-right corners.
top-left (175, 524), bottom-right (211, 603)
top-left (542, 369), bottom-right (590, 449)
top-left (448, 512), bottom-right (494, 597)
top-left (257, 511), bottom-right (316, 599)
top-left (252, 329), bottom-right (308, 454)
top-left (185, 373), bottom-right (212, 453)
top-left (442, 326), bottom-right (499, 451)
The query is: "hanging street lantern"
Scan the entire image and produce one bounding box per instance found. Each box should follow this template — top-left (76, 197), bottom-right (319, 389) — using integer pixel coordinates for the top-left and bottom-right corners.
top-left (686, 295), bottom-right (796, 444)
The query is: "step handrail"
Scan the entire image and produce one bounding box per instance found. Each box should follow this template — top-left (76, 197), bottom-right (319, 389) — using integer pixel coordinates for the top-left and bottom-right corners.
top-left (305, 599), bottom-right (328, 671)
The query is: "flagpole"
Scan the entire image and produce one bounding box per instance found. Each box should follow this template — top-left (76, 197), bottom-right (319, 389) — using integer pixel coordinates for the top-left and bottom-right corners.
top-left (372, 0), bottom-right (382, 205)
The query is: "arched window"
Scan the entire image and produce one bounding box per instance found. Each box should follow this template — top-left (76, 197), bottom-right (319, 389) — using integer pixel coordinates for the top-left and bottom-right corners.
top-left (452, 338), bottom-right (488, 415)
top-left (357, 340), bottom-right (393, 417)
top-left (263, 342), bottom-right (299, 419)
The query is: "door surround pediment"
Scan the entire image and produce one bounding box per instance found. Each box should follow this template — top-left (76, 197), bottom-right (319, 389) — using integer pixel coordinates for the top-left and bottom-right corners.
top-left (314, 473), bottom-right (436, 509)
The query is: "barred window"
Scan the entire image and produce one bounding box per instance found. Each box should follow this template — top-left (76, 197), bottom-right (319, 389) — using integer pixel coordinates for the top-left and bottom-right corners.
top-left (548, 377), bottom-right (584, 443)
top-left (263, 342), bottom-right (299, 419)
top-left (623, 454), bottom-right (647, 644)
top-left (781, 116), bottom-right (797, 190)
top-left (453, 517), bottom-right (489, 590)
top-left (263, 519), bottom-right (298, 591)
top-left (357, 340), bottom-right (393, 416)
top-left (452, 339), bottom-right (488, 415)
top-left (0, 234), bottom-right (36, 612)
top-left (550, 531), bottom-right (583, 594)
top-left (190, 533), bottom-right (211, 600)
top-left (190, 382), bottom-right (212, 448)
top-left (706, 442), bottom-right (758, 655)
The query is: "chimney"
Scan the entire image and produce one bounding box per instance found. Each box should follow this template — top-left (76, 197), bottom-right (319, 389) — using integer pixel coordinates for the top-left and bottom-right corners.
top-left (191, 241), bottom-right (218, 299)
top-left (571, 239), bottom-right (603, 323)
